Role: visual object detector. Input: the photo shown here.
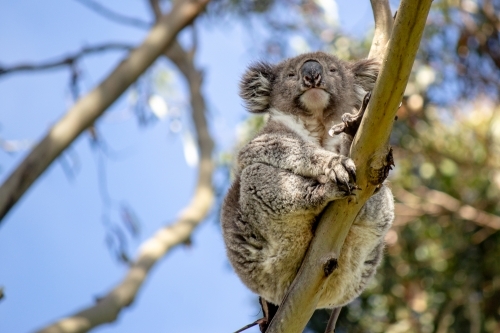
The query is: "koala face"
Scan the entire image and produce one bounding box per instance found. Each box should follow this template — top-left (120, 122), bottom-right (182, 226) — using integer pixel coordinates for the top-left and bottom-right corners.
top-left (240, 52), bottom-right (378, 122)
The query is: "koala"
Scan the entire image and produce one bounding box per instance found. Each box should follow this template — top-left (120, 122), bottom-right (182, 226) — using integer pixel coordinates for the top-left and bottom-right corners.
top-left (221, 52), bottom-right (394, 313)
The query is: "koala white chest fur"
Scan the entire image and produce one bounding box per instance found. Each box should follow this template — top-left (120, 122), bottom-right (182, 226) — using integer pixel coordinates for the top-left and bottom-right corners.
top-left (270, 108), bottom-right (343, 153)
top-left (221, 51), bottom-right (394, 309)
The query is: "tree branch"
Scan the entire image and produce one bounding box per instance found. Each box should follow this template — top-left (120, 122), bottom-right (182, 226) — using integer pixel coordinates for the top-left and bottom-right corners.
top-left (74, 0), bottom-right (151, 29)
top-left (394, 186), bottom-right (500, 243)
top-left (148, 0), bottom-right (163, 20)
top-left (35, 13), bottom-right (214, 333)
top-left (394, 186), bottom-right (500, 230)
top-left (435, 297), bottom-right (462, 333)
top-left (0, 43), bottom-right (134, 76)
top-left (481, 0), bottom-right (500, 30)
top-left (265, 1), bottom-right (432, 332)
top-left (36, 124), bottom-right (213, 333)
top-left (368, 0), bottom-right (393, 60)
top-left (0, 0), bottom-right (210, 223)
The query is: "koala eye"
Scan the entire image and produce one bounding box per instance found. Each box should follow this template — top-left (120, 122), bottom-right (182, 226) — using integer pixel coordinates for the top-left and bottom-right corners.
top-left (288, 72), bottom-right (296, 78)
top-left (329, 68), bottom-right (337, 73)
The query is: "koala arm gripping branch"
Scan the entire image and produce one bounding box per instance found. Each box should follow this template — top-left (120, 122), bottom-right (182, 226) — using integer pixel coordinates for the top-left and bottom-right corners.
top-left (238, 132), bottom-right (356, 188)
top-left (239, 163), bottom-right (353, 218)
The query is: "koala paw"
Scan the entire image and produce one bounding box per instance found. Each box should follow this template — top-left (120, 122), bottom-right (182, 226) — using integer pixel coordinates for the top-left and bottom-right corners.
top-left (324, 155), bottom-right (357, 192)
top-left (323, 180), bottom-right (358, 201)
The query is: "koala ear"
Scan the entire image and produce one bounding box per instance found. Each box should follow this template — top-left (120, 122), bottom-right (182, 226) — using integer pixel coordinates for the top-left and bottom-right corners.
top-left (239, 62), bottom-right (275, 113)
top-left (350, 59), bottom-right (380, 101)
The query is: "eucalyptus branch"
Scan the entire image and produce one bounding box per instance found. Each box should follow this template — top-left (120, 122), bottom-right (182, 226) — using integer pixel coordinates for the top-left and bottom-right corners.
top-left (368, 0), bottom-right (393, 60)
top-left (481, 0), bottom-right (500, 29)
top-left (395, 186), bottom-right (500, 230)
top-left (148, 0), bottom-right (163, 20)
top-left (394, 186), bottom-right (500, 244)
top-left (35, 6), bottom-right (214, 333)
top-left (0, 43), bottom-right (134, 76)
top-left (265, 1), bottom-right (433, 332)
top-left (164, 41), bottom-right (211, 183)
top-left (36, 116), bottom-right (213, 333)
top-left (0, 0), bottom-right (210, 223)
top-left (435, 297), bottom-right (462, 333)
top-left (74, 0), bottom-right (151, 29)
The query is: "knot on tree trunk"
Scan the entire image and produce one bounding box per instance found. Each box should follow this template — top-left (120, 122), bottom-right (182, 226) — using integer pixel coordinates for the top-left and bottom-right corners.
top-left (323, 257), bottom-right (339, 277)
top-left (368, 146), bottom-right (394, 186)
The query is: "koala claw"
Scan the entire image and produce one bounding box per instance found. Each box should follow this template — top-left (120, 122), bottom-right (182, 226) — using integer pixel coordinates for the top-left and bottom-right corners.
top-left (343, 157), bottom-right (357, 183)
top-left (325, 156), bottom-right (357, 192)
top-left (325, 182), bottom-right (354, 201)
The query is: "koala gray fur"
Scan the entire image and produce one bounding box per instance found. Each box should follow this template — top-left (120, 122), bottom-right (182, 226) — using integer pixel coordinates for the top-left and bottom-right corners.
top-left (221, 51), bottom-right (394, 309)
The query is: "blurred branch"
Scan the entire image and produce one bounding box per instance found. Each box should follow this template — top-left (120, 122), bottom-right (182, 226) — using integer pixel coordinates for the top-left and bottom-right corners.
top-left (266, 1), bottom-right (432, 332)
top-left (394, 186), bottom-right (500, 243)
top-left (74, 0), bottom-right (151, 29)
top-left (482, 0), bottom-right (500, 29)
top-left (36, 159), bottom-right (214, 333)
top-left (0, 43), bottom-right (134, 76)
top-left (0, 0), bottom-right (210, 223)
top-left (148, 0), bottom-right (163, 20)
top-left (458, 0), bottom-right (500, 70)
top-left (467, 291), bottom-right (481, 333)
top-left (435, 297), bottom-right (462, 333)
top-left (35, 9), bottom-right (214, 333)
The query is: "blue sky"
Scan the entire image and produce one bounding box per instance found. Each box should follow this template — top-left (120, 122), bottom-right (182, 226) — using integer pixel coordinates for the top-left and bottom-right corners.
top-left (0, 1), bottom-right (379, 332)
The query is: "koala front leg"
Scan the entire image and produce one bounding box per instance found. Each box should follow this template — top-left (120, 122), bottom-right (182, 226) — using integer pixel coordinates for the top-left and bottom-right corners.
top-left (239, 134), bottom-right (357, 188)
top-left (240, 163), bottom-right (351, 217)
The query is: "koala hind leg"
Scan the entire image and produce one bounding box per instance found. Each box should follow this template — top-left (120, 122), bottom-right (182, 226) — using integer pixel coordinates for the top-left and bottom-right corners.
top-left (318, 185), bottom-right (394, 308)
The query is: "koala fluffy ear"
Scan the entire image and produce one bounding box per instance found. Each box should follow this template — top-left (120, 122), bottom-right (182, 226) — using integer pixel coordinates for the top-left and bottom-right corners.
top-left (350, 58), bottom-right (380, 101)
top-left (239, 62), bottom-right (275, 113)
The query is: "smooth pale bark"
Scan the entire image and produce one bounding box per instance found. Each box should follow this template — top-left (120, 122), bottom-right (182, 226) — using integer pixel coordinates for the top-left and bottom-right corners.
top-left (265, 1), bottom-right (433, 332)
top-left (368, 0), bottom-right (394, 60)
top-left (0, 0), bottom-right (209, 223)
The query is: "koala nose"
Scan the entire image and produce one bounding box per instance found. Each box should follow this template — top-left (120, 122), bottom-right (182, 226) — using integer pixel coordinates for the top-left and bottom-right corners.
top-left (301, 60), bottom-right (323, 88)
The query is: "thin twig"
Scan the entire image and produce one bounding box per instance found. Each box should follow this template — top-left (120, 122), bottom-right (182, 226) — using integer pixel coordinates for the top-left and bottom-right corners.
top-left (324, 308), bottom-right (341, 333)
top-left (435, 298), bottom-right (461, 333)
top-left (233, 319), bottom-right (262, 333)
top-left (0, 44), bottom-right (134, 76)
top-left (74, 0), bottom-right (151, 29)
top-left (148, 0), bottom-right (163, 20)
